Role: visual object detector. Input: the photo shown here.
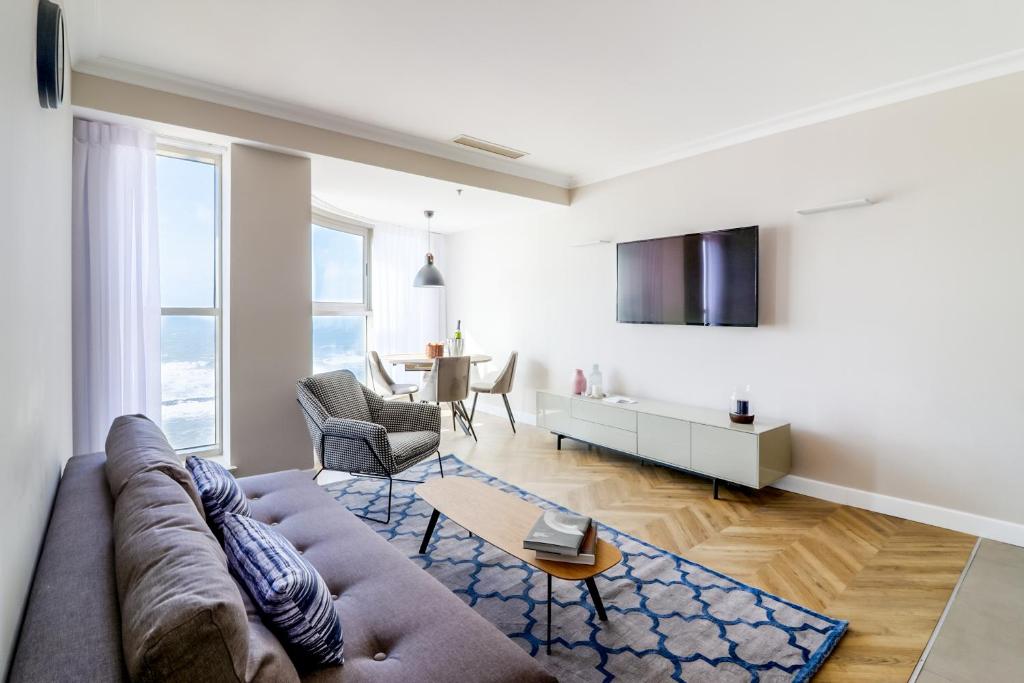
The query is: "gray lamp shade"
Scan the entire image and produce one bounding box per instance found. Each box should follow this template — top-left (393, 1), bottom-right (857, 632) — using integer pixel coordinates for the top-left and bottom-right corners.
top-left (413, 253), bottom-right (446, 287)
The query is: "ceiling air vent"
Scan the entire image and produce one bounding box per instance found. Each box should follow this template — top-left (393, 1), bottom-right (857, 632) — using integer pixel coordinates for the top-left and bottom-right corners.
top-left (451, 135), bottom-right (527, 160)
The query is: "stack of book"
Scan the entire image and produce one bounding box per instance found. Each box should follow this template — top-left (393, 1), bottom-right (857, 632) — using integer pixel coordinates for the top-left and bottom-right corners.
top-left (523, 509), bottom-right (597, 565)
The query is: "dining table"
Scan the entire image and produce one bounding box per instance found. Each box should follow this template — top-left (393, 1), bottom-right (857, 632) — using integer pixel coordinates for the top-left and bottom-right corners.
top-left (381, 352), bottom-right (493, 372)
top-left (381, 352), bottom-right (493, 435)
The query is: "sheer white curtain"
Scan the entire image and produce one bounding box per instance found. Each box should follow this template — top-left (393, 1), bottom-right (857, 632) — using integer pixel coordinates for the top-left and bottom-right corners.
top-left (370, 224), bottom-right (446, 385)
top-left (72, 119), bottom-right (161, 454)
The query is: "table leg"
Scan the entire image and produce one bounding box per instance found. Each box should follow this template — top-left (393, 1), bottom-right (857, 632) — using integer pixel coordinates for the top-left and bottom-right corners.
top-left (546, 572), bottom-right (553, 655)
top-left (419, 508), bottom-right (440, 554)
top-left (584, 577), bottom-right (608, 621)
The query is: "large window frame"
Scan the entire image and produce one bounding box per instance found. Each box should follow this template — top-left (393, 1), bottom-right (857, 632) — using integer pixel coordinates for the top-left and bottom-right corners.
top-left (158, 144), bottom-right (224, 457)
top-left (311, 211), bottom-right (372, 378)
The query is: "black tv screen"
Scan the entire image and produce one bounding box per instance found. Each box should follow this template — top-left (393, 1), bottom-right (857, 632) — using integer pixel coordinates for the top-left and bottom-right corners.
top-left (616, 226), bottom-right (758, 326)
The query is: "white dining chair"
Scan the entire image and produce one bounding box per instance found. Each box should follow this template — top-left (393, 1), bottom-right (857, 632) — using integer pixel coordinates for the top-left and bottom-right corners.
top-left (470, 351), bottom-right (518, 433)
top-left (419, 355), bottom-right (476, 441)
top-left (368, 350), bottom-right (419, 401)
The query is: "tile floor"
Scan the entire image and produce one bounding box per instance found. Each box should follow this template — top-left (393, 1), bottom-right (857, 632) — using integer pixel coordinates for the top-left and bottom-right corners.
top-left (914, 539), bottom-right (1024, 682)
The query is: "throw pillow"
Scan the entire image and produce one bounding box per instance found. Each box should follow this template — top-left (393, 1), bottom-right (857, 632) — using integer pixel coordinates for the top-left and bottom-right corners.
top-left (221, 513), bottom-right (344, 667)
top-left (186, 456), bottom-right (251, 530)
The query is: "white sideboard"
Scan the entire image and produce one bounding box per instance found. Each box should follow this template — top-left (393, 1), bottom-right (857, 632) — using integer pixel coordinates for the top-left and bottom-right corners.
top-left (535, 390), bottom-right (791, 497)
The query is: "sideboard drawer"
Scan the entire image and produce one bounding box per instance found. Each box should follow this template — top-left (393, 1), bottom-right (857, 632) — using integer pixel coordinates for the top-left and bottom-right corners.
top-left (691, 424), bottom-right (758, 487)
top-left (637, 413), bottom-right (691, 469)
top-left (572, 420), bottom-right (637, 454)
top-left (571, 399), bottom-right (637, 432)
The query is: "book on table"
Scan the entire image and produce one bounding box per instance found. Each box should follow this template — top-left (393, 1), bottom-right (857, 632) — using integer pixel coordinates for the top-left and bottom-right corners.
top-left (535, 524), bottom-right (597, 565)
top-left (523, 509), bottom-right (592, 556)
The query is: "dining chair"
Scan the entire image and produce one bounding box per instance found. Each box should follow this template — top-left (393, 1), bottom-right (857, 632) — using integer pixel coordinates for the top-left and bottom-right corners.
top-left (470, 351), bottom-right (518, 433)
top-left (419, 355), bottom-right (477, 441)
top-left (368, 350), bottom-right (419, 400)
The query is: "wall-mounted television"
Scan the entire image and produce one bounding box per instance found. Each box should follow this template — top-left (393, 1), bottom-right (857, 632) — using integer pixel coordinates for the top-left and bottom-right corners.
top-left (616, 225), bottom-right (758, 327)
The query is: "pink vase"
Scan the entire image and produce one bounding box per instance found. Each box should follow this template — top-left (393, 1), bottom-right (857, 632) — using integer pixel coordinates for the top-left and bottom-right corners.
top-left (572, 369), bottom-right (587, 395)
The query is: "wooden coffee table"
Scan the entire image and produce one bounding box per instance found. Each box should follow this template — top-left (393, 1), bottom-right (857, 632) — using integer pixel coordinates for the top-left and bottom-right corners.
top-left (416, 476), bottom-right (622, 654)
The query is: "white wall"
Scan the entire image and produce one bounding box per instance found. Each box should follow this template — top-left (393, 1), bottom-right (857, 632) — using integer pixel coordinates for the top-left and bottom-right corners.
top-left (446, 72), bottom-right (1024, 533)
top-left (0, 0), bottom-right (73, 676)
top-left (229, 144), bottom-right (313, 475)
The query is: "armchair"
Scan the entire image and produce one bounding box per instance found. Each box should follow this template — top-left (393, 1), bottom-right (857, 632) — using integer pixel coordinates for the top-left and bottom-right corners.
top-left (296, 369), bottom-right (442, 523)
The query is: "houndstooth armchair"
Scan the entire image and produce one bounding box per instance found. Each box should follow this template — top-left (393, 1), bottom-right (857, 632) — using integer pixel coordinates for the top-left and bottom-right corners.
top-left (296, 369), bottom-right (442, 523)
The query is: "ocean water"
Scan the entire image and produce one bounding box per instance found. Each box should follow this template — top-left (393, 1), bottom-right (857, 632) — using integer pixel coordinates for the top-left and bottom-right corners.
top-left (161, 316), bottom-right (216, 450)
top-left (161, 314), bottom-right (366, 451)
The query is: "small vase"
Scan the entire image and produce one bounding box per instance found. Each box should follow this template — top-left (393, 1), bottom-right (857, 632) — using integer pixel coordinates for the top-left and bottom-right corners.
top-left (572, 369), bottom-right (587, 395)
top-left (588, 364), bottom-right (604, 398)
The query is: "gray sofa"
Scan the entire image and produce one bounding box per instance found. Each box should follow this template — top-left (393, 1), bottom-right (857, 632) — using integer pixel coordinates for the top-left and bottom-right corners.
top-left (9, 417), bottom-right (554, 683)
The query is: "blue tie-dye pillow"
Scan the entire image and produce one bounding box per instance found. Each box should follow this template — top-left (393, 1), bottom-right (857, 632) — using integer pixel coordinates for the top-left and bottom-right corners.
top-left (221, 513), bottom-right (344, 667)
top-left (185, 456), bottom-right (251, 529)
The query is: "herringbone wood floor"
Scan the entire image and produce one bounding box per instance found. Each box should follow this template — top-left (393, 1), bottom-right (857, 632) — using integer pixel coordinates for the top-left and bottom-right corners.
top-left (441, 409), bottom-right (976, 682)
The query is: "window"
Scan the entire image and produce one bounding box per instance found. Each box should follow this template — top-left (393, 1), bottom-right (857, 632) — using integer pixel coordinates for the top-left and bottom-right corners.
top-left (157, 147), bottom-right (222, 453)
top-left (312, 215), bottom-right (370, 381)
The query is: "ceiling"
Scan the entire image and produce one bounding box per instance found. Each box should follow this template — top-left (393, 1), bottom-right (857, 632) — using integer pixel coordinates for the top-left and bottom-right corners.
top-left (311, 156), bottom-right (562, 233)
top-left (68, 1), bottom-right (1024, 187)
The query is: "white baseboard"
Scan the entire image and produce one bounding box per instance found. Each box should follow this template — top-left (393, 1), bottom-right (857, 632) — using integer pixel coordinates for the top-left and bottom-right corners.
top-left (470, 401), bottom-right (537, 427)
top-left (478, 406), bottom-right (1022, 547)
top-left (771, 475), bottom-right (1024, 548)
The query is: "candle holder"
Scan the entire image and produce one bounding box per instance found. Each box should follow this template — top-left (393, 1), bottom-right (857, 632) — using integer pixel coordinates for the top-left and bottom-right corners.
top-left (729, 385), bottom-right (755, 424)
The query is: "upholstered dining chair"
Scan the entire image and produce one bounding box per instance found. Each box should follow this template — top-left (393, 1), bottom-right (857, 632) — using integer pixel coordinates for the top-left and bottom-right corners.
top-left (296, 369), bottom-right (442, 523)
top-left (470, 351), bottom-right (519, 433)
top-left (368, 350), bottom-right (419, 400)
top-left (418, 355), bottom-right (477, 442)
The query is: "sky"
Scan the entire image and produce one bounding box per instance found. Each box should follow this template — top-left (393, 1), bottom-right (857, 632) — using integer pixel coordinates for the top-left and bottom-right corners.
top-left (156, 154), bottom-right (217, 308)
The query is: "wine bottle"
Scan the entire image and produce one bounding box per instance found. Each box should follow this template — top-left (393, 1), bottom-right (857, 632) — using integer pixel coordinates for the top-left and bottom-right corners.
top-left (454, 319), bottom-right (462, 340)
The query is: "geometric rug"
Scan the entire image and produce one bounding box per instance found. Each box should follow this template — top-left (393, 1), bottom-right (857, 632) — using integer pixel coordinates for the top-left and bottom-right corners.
top-left (323, 455), bottom-right (847, 682)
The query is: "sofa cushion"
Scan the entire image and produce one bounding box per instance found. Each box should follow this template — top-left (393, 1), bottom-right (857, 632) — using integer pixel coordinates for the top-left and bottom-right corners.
top-left (304, 371), bottom-right (372, 423)
top-left (187, 455), bottom-right (251, 530)
top-left (104, 413), bottom-right (204, 515)
top-left (222, 513), bottom-right (345, 668)
top-left (238, 469), bottom-right (556, 683)
top-left (113, 469), bottom-right (250, 683)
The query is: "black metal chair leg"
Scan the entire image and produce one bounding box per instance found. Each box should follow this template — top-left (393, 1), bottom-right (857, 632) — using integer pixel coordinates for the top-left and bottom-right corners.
top-left (312, 466), bottom-right (324, 481)
top-left (437, 450), bottom-right (444, 477)
top-left (501, 394), bottom-right (517, 433)
top-left (458, 401), bottom-right (478, 441)
top-left (408, 393), bottom-right (414, 402)
top-left (470, 392), bottom-right (479, 422)
top-left (450, 402), bottom-right (457, 432)
top-left (353, 477), bottom-right (393, 524)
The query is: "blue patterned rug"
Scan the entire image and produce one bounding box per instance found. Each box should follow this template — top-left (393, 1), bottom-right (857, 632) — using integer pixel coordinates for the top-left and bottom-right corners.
top-left (323, 456), bottom-right (846, 682)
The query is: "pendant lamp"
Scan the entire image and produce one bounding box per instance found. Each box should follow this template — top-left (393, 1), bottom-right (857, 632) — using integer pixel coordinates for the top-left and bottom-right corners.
top-left (413, 210), bottom-right (445, 287)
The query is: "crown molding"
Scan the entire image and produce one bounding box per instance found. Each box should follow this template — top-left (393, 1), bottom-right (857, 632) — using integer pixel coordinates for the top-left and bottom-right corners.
top-left (73, 45), bottom-right (1024, 192)
top-left (569, 48), bottom-right (1024, 188)
top-left (72, 57), bottom-right (573, 189)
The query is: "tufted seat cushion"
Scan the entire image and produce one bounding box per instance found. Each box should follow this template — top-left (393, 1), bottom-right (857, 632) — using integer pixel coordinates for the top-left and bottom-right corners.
top-left (387, 432), bottom-right (441, 468)
top-left (237, 470), bottom-right (555, 683)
